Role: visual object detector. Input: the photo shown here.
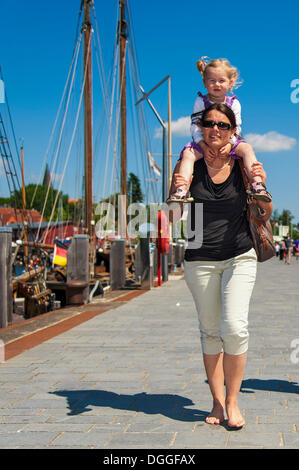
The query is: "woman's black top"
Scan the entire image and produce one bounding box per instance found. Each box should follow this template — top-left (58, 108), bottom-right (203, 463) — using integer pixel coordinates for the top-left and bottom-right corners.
top-left (184, 158), bottom-right (253, 261)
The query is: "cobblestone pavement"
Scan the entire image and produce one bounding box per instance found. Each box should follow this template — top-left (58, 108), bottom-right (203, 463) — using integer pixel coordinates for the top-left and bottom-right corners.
top-left (0, 256), bottom-right (299, 450)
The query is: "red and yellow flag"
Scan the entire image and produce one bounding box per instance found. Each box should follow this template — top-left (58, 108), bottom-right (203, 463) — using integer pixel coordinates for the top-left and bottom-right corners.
top-left (53, 241), bottom-right (68, 267)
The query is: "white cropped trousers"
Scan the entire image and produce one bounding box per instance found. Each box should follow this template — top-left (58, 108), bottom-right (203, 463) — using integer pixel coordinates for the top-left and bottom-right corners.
top-left (184, 248), bottom-right (257, 355)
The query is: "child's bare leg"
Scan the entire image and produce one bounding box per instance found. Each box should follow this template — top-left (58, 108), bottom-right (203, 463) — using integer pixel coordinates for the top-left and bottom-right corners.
top-left (167, 148), bottom-right (201, 203)
top-left (235, 142), bottom-right (261, 182)
top-left (178, 148), bottom-right (197, 188)
top-left (235, 142), bottom-right (272, 202)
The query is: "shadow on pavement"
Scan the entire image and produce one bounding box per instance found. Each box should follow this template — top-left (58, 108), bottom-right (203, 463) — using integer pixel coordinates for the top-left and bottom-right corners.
top-left (240, 378), bottom-right (299, 394)
top-left (51, 380), bottom-right (298, 421)
top-left (50, 390), bottom-right (209, 421)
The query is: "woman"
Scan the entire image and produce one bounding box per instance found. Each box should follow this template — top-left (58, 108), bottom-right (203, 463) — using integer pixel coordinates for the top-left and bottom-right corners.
top-left (284, 233), bottom-right (292, 264)
top-left (172, 103), bottom-right (272, 428)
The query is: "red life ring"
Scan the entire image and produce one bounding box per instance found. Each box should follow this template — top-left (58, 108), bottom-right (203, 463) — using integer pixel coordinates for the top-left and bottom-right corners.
top-left (157, 210), bottom-right (170, 254)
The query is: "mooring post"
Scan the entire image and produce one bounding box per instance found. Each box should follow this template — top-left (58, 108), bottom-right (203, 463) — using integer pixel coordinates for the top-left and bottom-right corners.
top-left (0, 228), bottom-right (13, 328)
top-left (110, 239), bottom-right (126, 290)
top-left (140, 234), bottom-right (153, 290)
top-left (66, 235), bottom-right (89, 304)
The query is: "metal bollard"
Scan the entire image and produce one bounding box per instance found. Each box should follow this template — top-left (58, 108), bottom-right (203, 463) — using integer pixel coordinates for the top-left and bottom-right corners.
top-left (66, 235), bottom-right (89, 304)
top-left (0, 229), bottom-right (12, 328)
top-left (110, 239), bottom-right (126, 290)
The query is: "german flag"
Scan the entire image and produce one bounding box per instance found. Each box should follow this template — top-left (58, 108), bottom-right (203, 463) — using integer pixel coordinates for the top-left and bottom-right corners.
top-left (53, 240), bottom-right (68, 267)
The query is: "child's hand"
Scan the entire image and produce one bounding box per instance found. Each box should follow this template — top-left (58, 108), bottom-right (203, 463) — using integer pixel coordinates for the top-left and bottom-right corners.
top-left (251, 162), bottom-right (266, 184)
top-left (205, 147), bottom-right (218, 159)
top-left (199, 140), bottom-right (217, 160)
top-left (219, 143), bottom-right (232, 157)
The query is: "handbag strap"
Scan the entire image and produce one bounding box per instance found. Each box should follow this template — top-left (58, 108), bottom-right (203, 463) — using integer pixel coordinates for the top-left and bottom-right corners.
top-left (238, 160), bottom-right (271, 251)
top-left (237, 159), bottom-right (250, 190)
top-left (237, 159), bottom-right (251, 209)
top-left (237, 160), bottom-right (263, 226)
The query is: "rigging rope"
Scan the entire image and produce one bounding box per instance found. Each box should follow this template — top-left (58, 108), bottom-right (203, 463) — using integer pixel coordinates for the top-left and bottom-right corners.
top-left (30, 34), bottom-right (83, 211)
top-left (91, 0), bottom-right (109, 119)
top-left (126, 1), bottom-right (160, 204)
top-left (0, 66), bottom-right (22, 175)
top-left (36, 33), bottom-right (83, 241)
top-left (99, 32), bottom-right (119, 204)
top-left (35, 0), bottom-right (162, 247)
top-left (41, 32), bottom-right (92, 244)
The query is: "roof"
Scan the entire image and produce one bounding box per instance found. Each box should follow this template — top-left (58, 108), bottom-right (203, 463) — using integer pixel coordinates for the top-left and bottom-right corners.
top-left (0, 207), bottom-right (45, 226)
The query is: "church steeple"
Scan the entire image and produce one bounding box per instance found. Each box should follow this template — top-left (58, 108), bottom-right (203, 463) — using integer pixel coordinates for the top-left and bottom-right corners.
top-left (42, 164), bottom-right (52, 187)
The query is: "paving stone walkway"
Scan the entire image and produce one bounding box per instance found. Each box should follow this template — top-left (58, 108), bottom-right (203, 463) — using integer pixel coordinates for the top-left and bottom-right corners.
top-left (0, 256), bottom-right (299, 449)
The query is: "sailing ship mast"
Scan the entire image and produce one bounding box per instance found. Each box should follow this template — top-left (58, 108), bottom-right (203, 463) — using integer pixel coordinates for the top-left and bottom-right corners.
top-left (119, 0), bottom-right (128, 238)
top-left (82, 0), bottom-right (93, 239)
top-left (80, 0), bottom-right (129, 280)
top-left (20, 145), bottom-right (28, 261)
top-left (82, 0), bottom-right (128, 243)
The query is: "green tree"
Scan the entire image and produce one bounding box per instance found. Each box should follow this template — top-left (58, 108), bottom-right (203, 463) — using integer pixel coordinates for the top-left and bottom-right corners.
top-left (127, 172), bottom-right (143, 203)
top-left (95, 174), bottom-right (144, 226)
top-left (292, 228), bottom-right (299, 240)
top-left (271, 208), bottom-right (297, 238)
top-left (9, 184), bottom-right (70, 221)
top-left (279, 209), bottom-right (294, 226)
top-left (271, 208), bottom-right (294, 226)
top-left (0, 197), bottom-right (11, 206)
top-left (270, 209), bottom-right (280, 224)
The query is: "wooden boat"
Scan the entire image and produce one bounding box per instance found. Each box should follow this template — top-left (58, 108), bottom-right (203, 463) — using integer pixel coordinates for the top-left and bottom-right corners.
top-left (1, 0), bottom-right (171, 320)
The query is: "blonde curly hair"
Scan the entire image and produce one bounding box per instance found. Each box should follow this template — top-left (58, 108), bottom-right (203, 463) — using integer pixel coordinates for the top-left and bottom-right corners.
top-left (196, 56), bottom-right (242, 90)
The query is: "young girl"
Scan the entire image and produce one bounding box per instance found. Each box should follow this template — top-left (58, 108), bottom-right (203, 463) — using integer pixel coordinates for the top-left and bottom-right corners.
top-left (167, 57), bottom-right (272, 203)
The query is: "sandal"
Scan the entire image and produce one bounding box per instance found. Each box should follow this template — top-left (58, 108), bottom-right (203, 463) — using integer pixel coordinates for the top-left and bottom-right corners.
top-left (166, 188), bottom-right (194, 204)
top-left (246, 182), bottom-right (272, 202)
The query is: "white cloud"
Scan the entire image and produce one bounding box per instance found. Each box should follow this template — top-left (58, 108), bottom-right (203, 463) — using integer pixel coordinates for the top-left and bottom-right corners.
top-left (170, 116), bottom-right (190, 137)
top-left (155, 118), bottom-right (297, 154)
top-left (155, 116), bottom-right (190, 138)
top-left (244, 131), bottom-right (296, 152)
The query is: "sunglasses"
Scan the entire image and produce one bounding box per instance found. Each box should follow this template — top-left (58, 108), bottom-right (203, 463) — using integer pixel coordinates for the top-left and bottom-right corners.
top-left (201, 120), bottom-right (233, 130)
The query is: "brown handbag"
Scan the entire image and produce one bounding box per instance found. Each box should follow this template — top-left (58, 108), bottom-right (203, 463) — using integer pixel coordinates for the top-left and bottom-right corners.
top-left (238, 160), bottom-right (276, 262)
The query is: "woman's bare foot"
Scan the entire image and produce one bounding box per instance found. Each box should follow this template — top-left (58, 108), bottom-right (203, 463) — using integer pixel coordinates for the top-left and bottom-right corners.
top-left (226, 399), bottom-right (245, 428)
top-left (206, 401), bottom-right (225, 425)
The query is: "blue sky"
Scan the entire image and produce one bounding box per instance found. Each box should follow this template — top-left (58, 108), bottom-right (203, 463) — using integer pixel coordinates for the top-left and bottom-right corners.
top-left (1, 0), bottom-right (299, 223)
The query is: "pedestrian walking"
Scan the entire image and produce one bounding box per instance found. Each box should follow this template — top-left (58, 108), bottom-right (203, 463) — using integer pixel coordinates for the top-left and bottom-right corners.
top-left (284, 233), bottom-right (292, 265)
top-left (275, 242), bottom-right (280, 257)
top-left (279, 239), bottom-right (286, 261)
top-left (171, 103), bottom-right (272, 429)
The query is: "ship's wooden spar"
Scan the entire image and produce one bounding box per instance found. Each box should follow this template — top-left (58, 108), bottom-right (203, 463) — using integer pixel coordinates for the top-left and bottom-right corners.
top-left (82, 0), bottom-right (93, 239)
top-left (119, 0), bottom-right (128, 238)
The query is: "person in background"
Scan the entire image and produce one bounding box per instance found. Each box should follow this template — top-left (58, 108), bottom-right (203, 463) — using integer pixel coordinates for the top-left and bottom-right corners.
top-left (284, 233), bottom-right (292, 265)
top-left (275, 242), bottom-right (280, 257)
top-left (279, 239), bottom-right (286, 261)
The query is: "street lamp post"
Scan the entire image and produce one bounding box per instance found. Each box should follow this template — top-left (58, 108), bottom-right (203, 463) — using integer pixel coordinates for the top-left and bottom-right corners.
top-left (136, 77), bottom-right (170, 281)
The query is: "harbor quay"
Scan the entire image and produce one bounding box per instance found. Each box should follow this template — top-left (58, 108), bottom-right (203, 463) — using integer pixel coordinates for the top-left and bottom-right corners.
top-left (0, 257), bottom-right (299, 451)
